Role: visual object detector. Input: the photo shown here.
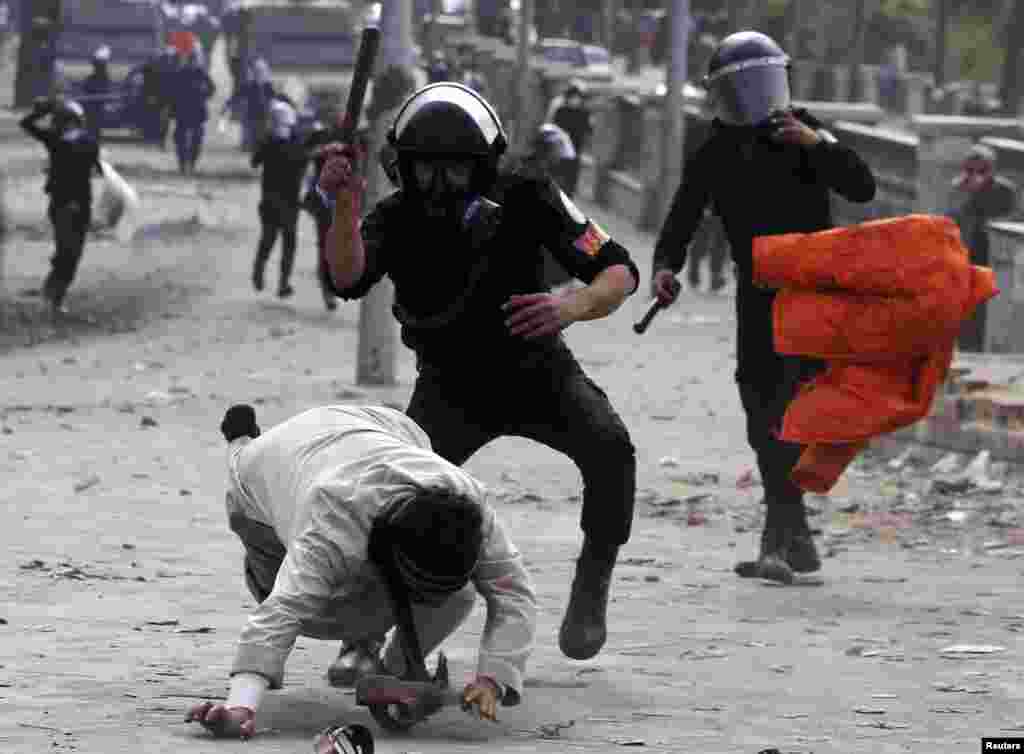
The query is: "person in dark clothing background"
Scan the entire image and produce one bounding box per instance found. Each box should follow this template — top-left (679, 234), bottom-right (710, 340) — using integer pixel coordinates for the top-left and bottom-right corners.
top-left (947, 144), bottom-right (1017, 352)
top-left (81, 45), bottom-right (113, 143)
top-left (169, 46), bottom-right (216, 175)
top-left (316, 82), bottom-right (639, 666)
top-left (20, 98), bottom-right (102, 315)
top-left (651, 31), bottom-right (876, 585)
top-left (551, 81), bottom-right (592, 199)
top-left (251, 100), bottom-right (309, 300)
top-left (686, 209), bottom-right (730, 293)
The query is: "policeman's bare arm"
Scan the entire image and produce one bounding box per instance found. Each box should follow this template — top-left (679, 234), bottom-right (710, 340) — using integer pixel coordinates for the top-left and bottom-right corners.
top-left (813, 141), bottom-right (876, 203)
top-left (652, 154), bottom-right (711, 274)
top-left (324, 189), bottom-right (366, 291)
top-left (562, 264), bottom-right (636, 322)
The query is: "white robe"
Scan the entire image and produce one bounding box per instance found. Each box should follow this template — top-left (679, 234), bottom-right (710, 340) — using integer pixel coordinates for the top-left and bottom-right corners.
top-left (224, 405), bottom-right (537, 703)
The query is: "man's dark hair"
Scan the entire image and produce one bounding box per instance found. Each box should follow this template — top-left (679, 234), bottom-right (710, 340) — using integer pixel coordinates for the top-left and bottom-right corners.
top-left (369, 488), bottom-right (484, 596)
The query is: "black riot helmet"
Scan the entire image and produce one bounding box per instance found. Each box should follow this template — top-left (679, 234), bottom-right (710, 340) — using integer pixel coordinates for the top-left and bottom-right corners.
top-left (703, 31), bottom-right (791, 127)
top-left (387, 82), bottom-right (508, 204)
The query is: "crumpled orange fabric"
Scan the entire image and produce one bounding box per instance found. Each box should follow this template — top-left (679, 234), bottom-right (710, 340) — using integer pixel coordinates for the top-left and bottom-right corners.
top-left (752, 214), bottom-right (999, 493)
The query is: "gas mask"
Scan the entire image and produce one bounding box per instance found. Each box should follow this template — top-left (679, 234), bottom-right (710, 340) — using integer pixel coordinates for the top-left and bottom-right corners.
top-left (407, 157), bottom-right (479, 223)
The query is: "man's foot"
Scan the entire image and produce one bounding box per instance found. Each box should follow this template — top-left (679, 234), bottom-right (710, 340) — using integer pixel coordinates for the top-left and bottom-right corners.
top-left (326, 638), bottom-right (384, 688)
top-left (558, 540), bottom-right (618, 660)
top-left (277, 284), bottom-right (295, 299)
top-left (252, 262), bottom-right (265, 292)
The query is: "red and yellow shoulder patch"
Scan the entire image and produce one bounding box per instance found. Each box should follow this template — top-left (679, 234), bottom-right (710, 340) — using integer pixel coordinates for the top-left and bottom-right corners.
top-left (574, 221), bottom-right (610, 257)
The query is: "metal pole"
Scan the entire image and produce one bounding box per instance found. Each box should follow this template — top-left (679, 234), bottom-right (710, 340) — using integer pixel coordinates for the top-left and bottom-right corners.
top-left (934, 0), bottom-right (948, 91)
top-left (515, 0), bottom-right (534, 150)
top-left (356, 0), bottom-right (414, 387)
top-left (785, 0), bottom-right (803, 57)
top-left (657, 0), bottom-right (689, 227)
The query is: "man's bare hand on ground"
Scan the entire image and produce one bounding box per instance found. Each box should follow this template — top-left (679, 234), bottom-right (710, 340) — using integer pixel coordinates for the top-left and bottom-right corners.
top-left (461, 677), bottom-right (501, 721)
top-left (185, 701), bottom-right (256, 739)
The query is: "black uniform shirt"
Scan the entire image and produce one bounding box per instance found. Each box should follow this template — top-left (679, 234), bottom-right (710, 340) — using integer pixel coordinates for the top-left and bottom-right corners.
top-left (20, 115), bottom-right (101, 205)
top-left (252, 134), bottom-right (310, 203)
top-left (328, 171), bottom-right (639, 366)
top-left (652, 110), bottom-right (876, 377)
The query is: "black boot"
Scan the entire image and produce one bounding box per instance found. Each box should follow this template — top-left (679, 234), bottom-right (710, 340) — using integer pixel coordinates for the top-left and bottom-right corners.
top-left (753, 520), bottom-right (794, 584)
top-left (787, 503), bottom-right (821, 573)
top-left (559, 539), bottom-right (618, 660)
top-left (734, 502), bottom-right (794, 584)
top-left (326, 636), bottom-right (385, 688)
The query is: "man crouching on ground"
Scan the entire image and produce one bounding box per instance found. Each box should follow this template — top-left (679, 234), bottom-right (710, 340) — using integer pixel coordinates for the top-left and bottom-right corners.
top-left (185, 404), bottom-right (537, 739)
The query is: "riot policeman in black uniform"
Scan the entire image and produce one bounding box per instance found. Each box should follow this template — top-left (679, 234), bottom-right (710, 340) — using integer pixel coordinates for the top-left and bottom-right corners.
top-left (20, 98), bottom-right (102, 314)
top-left (251, 100), bottom-right (309, 299)
top-left (317, 83), bottom-right (639, 663)
top-left (650, 32), bottom-right (877, 584)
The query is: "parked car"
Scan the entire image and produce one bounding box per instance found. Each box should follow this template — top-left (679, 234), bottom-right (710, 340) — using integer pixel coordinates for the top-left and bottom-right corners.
top-left (535, 38), bottom-right (613, 82)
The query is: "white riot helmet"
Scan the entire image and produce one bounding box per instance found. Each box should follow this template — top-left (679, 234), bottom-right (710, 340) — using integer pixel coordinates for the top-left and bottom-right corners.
top-left (269, 99), bottom-right (297, 138)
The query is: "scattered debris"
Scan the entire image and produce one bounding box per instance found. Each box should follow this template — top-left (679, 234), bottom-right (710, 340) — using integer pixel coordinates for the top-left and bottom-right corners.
top-left (940, 644), bottom-right (1006, 656)
top-left (887, 448), bottom-right (916, 470)
top-left (658, 457), bottom-right (680, 469)
top-left (736, 469), bottom-right (760, 489)
top-left (73, 474), bottom-right (101, 493)
top-left (140, 416), bottom-right (158, 428)
top-left (174, 626), bottom-right (214, 634)
top-left (535, 720), bottom-right (575, 739)
top-left (858, 720), bottom-right (908, 730)
top-left (931, 453), bottom-right (961, 475)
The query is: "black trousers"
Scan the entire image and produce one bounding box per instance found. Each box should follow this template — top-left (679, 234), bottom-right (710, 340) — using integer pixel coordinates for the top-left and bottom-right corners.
top-left (255, 196), bottom-right (300, 289)
top-left (406, 344), bottom-right (636, 547)
top-left (736, 285), bottom-right (824, 517)
top-left (45, 199), bottom-right (91, 306)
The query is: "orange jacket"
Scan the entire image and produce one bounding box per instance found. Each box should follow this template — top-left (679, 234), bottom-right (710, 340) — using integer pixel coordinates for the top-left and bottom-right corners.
top-left (752, 214), bottom-right (998, 493)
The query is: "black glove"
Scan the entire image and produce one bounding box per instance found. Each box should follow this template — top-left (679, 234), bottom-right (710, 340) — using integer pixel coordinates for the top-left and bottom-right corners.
top-left (220, 404), bottom-right (260, 443)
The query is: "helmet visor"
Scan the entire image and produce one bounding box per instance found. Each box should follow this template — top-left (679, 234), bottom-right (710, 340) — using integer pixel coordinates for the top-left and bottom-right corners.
top-left (411, 159), bottom-right (475, 194)
top-left (707, 58), bottom-right (790, 126)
